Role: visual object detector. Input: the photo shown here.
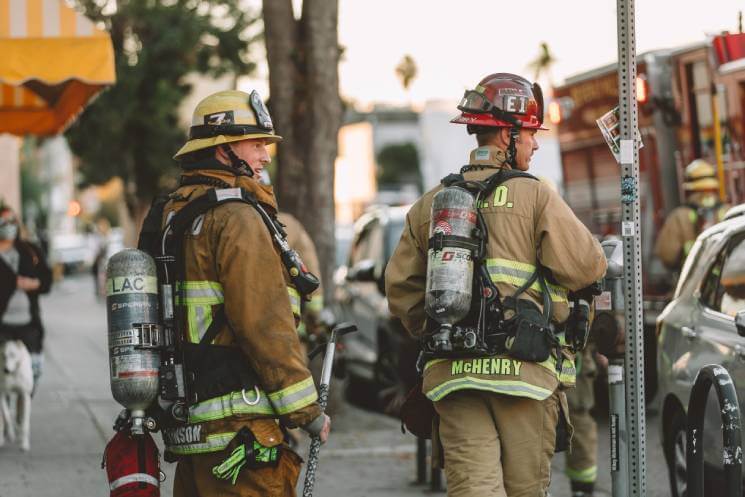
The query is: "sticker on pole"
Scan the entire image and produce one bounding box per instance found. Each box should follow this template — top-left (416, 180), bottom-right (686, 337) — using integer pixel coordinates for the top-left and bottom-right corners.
top-left (608, 364), bottom-right (624, 385)
top-left (594, 291), bottom-right (612, 310)
top-left (596, 106), bottom-right (643, 164)
top-left (622, 221), bottom-right (635, 237)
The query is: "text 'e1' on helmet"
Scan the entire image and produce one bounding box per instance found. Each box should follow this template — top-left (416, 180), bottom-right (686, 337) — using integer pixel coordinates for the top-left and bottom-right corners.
top-left (174, 90), bottom-right (282, 159)
top-left (451, 73), bottom-right (547, 131)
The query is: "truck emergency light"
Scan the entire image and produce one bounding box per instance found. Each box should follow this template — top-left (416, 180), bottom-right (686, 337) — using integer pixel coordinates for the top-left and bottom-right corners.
top-left (636, 76), bottom-right (648, 104)
top-left (548, 101), bottom-right (562, 124)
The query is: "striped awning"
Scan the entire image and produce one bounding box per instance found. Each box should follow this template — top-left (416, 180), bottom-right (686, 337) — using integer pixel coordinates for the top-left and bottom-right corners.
top-left (0, 0), bottom-right (116, 135)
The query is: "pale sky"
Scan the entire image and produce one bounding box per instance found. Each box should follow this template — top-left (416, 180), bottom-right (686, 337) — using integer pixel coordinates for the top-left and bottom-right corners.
top-left (241, 0), bottom-right (744, 107)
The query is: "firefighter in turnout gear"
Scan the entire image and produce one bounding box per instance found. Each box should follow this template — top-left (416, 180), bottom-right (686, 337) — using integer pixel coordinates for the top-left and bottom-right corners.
top-left (276, 212), bottom-right (324, 340)
top-left (564, 344), bottom-right (600, 497)
top-left (655, 159), bottom-right (728, 272)
top-left (385, 73), bottom-right (607, 497)
top-left (158, 90), bottom-right (330, 497)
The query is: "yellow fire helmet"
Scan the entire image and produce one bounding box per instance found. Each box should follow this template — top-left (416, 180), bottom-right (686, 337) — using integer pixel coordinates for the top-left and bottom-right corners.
top-left (683, 159), bottom-right (719, 192)
top-left (174, 90), bottom-right (282, 159)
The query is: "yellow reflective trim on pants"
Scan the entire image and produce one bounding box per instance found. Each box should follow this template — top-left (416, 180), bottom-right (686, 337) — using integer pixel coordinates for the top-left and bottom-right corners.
top-left (566, 465), bottom-right (597, 483)
top-left (188, 389), bottom-right (276, 424)
top-left (307, 294), bottom-right (324, 313)
top-left (267, 376), bottom-right (318, 415)
top-left (426, 376), bottom-right (553, 402)
top-left (287, 287), bottom-right (301, 318)
top-left (485, 258), bottom-right (568, 303)
top-left (166, 432), bottom-right (236, 455)
top-left (684, 240), bottom-right (695, 256)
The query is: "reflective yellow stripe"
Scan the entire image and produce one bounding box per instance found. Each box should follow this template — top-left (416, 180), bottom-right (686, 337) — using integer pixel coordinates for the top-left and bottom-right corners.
top-left (306, 294), bottom-right (324, 313)
top-left (566, 465), bottom-right (597, 483)
top-left (166, 432), bottom-right (236, 455)
top-left (287, 287), bottom-right (301, 317)
top-left (536, 354), bottom-right (576, 385)
top-left (177, 281), bottom-right (224, 305)
top-left (684, 240), bottom-right (695, 256)
top-left (267, 376), bottom-right (318, 415)
top-left (424, 359), bottom-right (448, 371)
top-left (186, 304), bottom-right (211, 343)
top-left (426, 376), bottom-right (553, 402)
top-left (485, 258), bottom-right (568, 303)
top-left (188, 389), bottom-right (275, 424)
top-left (177, 281), bottom-right (224, 343)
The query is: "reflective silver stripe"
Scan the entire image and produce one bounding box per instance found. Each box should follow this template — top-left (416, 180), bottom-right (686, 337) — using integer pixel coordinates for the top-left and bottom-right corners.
top-left (109, 473), bottom-right (159, 491)
top-left (166, 432), bottom-right (237, 455)
top-left (267, 376), bottom-right (318, 415)
top-left (188, 390), bottom-right (276, 424)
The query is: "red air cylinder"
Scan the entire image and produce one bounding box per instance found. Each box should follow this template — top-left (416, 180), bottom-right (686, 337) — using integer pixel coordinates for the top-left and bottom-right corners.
top-left (103, 429), bottom-right (160, 497)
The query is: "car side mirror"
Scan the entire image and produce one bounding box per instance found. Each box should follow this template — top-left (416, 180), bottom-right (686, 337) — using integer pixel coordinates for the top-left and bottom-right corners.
top-left (736, 310), bottom-right (745, 338)
top-left (347, 259), bottom-right (377, 282)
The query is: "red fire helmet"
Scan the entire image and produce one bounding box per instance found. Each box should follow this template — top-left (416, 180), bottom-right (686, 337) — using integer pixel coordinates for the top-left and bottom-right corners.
top-left (451, 73), bottom-right (547, 130)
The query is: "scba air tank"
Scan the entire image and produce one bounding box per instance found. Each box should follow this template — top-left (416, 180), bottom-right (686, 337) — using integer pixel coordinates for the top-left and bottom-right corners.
top-left (106, 249), bottom-right (161, 434)
top-left (425, 186), bottom-right (477, 326)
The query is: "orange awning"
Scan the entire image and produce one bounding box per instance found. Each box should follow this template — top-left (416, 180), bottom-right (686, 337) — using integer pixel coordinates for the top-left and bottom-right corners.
top-left (0, 0), bottom-right (116, 136)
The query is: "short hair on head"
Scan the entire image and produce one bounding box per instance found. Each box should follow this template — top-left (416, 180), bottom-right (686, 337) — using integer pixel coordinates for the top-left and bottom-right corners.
top-left (467, 125), bottom-right (502, 147)
top-left (177, 146), bottom-right (218, 166)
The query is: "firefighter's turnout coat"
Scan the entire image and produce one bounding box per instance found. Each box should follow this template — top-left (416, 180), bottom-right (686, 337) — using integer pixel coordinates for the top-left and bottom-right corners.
top-left (161, 166), bottom-right (321, 456)
top-left (277, 212), bottom-right (323, 334)
top-left (385, 146), bottom-right (607, 403)
top-left (655, 193), bottom-right (729, 272)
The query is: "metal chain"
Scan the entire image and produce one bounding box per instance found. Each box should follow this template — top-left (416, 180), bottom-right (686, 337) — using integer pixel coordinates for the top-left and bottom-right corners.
top-left (302, 384), bottom-right (329, 497)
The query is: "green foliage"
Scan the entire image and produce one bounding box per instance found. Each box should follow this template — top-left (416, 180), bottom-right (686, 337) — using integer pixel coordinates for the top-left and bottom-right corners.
top-left (376, 142), bottom-right (421, 191)
top-left (66, 0), bottom-right (260, 208)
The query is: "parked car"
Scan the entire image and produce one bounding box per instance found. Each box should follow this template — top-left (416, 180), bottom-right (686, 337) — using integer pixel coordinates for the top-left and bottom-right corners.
top-left (333, 205), bottom-right (418, 412)
top-left (657, 205), bottom-right (745, 497)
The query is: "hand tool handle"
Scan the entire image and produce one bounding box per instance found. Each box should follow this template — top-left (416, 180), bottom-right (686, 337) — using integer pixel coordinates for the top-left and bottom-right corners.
top-left (302, 384), bottom-right (329, 497)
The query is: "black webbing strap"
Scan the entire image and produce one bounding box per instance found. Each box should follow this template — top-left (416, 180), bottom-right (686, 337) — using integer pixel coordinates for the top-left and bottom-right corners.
top-left (198, 307), bottom-right (227, 346)
top-left (428, 233), bottom-right (480, 253)
top-left (481, 168), bottom-right (537, 195)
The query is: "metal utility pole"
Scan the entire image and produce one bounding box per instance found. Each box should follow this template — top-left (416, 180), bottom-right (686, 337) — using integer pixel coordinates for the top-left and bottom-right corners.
top-left (616, 0), bottom-right (646, 495)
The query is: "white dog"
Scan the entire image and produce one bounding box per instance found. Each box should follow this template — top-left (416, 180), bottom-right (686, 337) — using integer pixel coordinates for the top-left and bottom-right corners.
top-left (0, 339), bottom-right (33, 451)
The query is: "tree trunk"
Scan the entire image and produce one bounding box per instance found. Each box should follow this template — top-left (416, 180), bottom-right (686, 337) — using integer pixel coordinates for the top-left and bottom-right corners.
top-left (263, 0), bottom-right (341, 304)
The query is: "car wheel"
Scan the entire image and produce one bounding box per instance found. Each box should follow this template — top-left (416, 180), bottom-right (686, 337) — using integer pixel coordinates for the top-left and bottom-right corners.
top-left (664, 409), bottom-right (687, 497)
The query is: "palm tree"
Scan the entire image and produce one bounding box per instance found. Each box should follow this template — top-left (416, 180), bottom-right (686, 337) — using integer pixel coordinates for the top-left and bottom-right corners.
top-left (527, 42), bottom-right (557, 86)
top-left (395, 54), bottom-right (418, 92)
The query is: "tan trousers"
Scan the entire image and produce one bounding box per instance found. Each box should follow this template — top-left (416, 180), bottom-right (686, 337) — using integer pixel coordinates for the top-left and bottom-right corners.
top-left (434, 389), bottom-right (561, 497)
top-left (173, 447), bottom-right (302, 497)
top-left (565, 347), bottom-right (598, 485)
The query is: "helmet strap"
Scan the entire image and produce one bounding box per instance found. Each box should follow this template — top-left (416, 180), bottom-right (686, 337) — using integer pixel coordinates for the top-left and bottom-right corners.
top-left (507, 128), bottom-right (520, 168)
top-left (221, 145), bottom-right (254, 177)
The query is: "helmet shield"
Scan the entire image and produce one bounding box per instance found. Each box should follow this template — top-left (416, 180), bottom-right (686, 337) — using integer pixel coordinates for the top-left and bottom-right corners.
top-left (249, 90), bottom-right (274, 131)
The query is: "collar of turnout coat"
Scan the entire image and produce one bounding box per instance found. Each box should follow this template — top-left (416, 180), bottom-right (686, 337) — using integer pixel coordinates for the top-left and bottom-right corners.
top-left (180, 166), bottom-right (279, 212)
top-left (468, 145), bottom-right (511, 168)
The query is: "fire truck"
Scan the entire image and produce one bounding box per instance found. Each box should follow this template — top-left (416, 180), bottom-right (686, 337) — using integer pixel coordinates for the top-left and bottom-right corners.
top-left (550, 32), bottom-right (745, 397)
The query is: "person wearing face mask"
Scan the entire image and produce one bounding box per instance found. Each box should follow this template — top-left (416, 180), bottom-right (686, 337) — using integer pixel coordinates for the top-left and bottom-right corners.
top-left (655, 159), bottom-right (729, 273)
top-left (0, 205), bottom-right (52, 393)
top-left (144, 90), bottom-right (329, 497)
